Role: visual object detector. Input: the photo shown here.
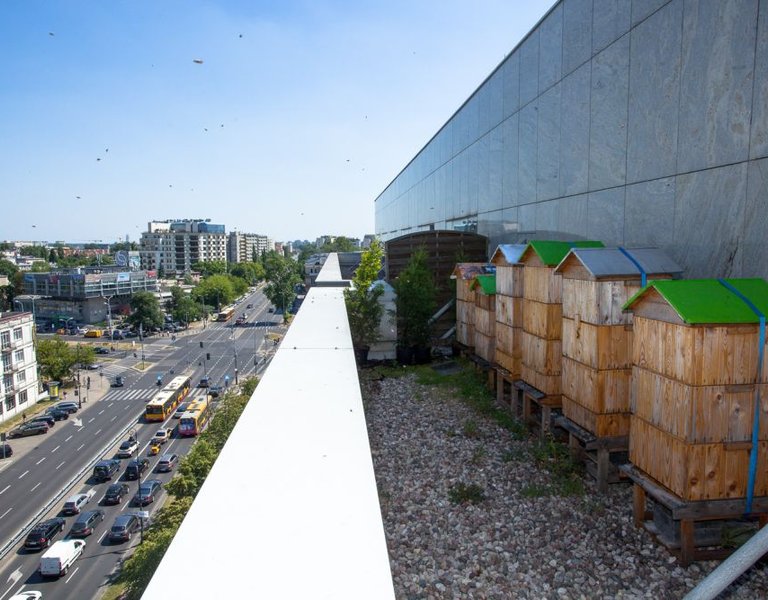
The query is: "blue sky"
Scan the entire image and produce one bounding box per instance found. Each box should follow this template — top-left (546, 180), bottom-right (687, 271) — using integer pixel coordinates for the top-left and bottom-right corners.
top-left (0, 0), bottom-right (553, 245)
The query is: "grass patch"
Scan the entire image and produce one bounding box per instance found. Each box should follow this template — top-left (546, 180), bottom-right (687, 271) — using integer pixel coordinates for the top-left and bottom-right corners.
top-left (469, 446), bottom-right (487, 465)
top-left (448, 482), bottom-right (487, 505)
top-left (462, 419), bottom-right (480, 438)
top-left (520, 483), bottom-right (551, 498)
top-left (530, 435), bottom-right (585, 497)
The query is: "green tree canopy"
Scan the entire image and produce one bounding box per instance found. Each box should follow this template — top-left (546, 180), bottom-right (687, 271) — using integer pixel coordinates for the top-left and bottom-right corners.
top-left (192, 260), bottom-right (227, 278)
top-left (36, 339), bottom-right (94, 382)
top-left (320, 236), bottom-right (356, 253)
top-left (229, 261), bottom-right (264, 285)
top-left (262, 255), bottom-right (300, 316)
top-left (393, 248), bottom-right (437, 348)
top-left (127, 291), bottom-right (164, 332)
top-left (192, 274), bottom-right (235, 311)
top-left (344, 240), bottom-right (384, 350)
top-left (0, 259), bottom-right (18, 278)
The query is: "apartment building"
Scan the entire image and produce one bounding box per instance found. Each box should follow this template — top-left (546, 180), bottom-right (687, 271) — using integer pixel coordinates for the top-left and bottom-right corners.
top-left (0, 312), bottom-right (40, 424)
top-left (227, 231), bottom-right (273, 263)
top-left (140, 219), bottom-right (227, 276)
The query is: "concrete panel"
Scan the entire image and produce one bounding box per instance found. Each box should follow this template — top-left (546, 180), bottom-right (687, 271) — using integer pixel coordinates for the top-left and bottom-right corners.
top-left (632, 0), bottom-right (672, 25)
top-left (486, 127), bottom-right (503, 213)
top-left (501, 115), bottom-right (519, 208)
top-left (624, 177), bottom-right (676, 248)
top-left (487, 71), bottom-right (504, 134)
top-left (678, 0), bottom-right (757, 172)
top-left (518, 202), bottom-right (537, 234)
top-left (558, 193), bottom-right (589, 238)
top-left (476, 137), bottom-right (490, 213)
top-left (562, 0), bottom-right (593, 75)
top-left (751, 0), bottom-right (768, 159)
top-left (467, 143), bottom-right (480, 213)
top-left (538, 5), bottom-right (563, 93)
top-left (588, 187), bottom-right (625, 245)
top-left (589, 36), bottom-right (629, 190)
top-left (478, 208), bottom-right (507, 241)
top-left (501, 52), bottom-right (520, 119)
top-left (742, 158), bottom-right (768, 276)
top-left (592, 0), bottom-right (631, 54)
top-left (519, 31), bottom-right (540, 106)
top-left (537, 83), bottom-right (561, 201)
top-left (536, 199), bottom-right (559, 233)
top-left (627, 0), bottom-right (682, 183)
top-left (518, 102), bottom-right (538, 204)
top-left (674, 163), bottom-right (747, 278)
top-left (500, 206), bottom-right (522, 236)
top-left (560, 62), bottom-right (591, 196)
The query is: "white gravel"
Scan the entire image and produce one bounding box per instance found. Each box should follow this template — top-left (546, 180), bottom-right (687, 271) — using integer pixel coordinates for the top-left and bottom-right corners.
top-left (362, 370), bottom-right (768, 599)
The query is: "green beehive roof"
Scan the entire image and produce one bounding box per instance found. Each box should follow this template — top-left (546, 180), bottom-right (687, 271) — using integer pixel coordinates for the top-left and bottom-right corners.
top-left (471, 274), bottom-right (496, 295)
top-left (624, 278), bottom-right (768, 324)
top-left (523, 240), bottom-right (604, 266)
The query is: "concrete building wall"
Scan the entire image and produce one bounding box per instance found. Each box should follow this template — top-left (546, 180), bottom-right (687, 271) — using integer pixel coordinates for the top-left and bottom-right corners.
top-left (0, 313), bottom-right (40, 424)
top-left (375, 0), bottom-right (768, 278)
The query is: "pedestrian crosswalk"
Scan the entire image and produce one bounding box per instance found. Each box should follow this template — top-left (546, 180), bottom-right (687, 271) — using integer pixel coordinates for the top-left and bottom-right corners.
top-left (102, 388), bottom-right (156, 402)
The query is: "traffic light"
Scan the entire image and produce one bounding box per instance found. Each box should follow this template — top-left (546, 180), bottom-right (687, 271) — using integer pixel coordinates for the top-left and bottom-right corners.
top-left (206, 353), bottom-right (210, 360)
top-left (199, 341), bottom-right (203, 348)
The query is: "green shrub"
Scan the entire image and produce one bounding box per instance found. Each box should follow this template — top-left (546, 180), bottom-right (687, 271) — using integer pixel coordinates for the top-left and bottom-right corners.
top-left (448, 482), bottom-right (487, 505)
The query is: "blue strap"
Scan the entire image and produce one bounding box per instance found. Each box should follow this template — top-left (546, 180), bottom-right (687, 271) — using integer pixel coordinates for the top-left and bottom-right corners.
top-left (618, 247), bottom-right (647, 287)
top-left (718, 279), bottom-right (765, 515)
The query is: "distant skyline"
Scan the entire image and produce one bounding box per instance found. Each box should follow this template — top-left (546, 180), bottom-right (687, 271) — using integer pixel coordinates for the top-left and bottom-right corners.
top-left (1, 0), bottom-right (553, 244)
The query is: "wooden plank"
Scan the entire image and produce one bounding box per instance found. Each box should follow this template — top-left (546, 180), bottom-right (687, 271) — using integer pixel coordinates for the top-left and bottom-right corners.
top-left (561, 357), bottom-right (631, 414)
top-left (473, 331), bottom-right (495, 362)
top-left (495, 264), bottom-right (524, 297)
top-left (522, 299), bottom-right (562, 339)
top-left (496, 294), bottom-right (523, 327)
top-left (562, 396), bottom-right (631, 437)
top-left (520, 363), bottom-right (562, 398)
top-left (473, 305), bottom-right (496, 336)
top-left (523, 265), bottom-right (562, 304)
top-left (562, 278), bottom-right (640, 324)
top-left (562, 318), bottom-right (633, 370)
top-left (521, 331), bottom-right (562, 375)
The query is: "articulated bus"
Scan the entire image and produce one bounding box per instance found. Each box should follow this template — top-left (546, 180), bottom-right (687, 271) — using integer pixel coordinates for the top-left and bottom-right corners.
top-left (217, 307), bottom-right (235, 322)
top-left (178, 396), bottom-right (211, 437)
top-left (145, 375), bottom-right (193, 422)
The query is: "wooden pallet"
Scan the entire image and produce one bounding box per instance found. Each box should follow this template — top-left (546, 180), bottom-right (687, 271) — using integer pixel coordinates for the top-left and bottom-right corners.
top-left (513, 380), bottom-right (561, 437)
top-left (621, 463), bottom-right (768, 566)
top-left (555, 415), bottom-right (629, 493)
top-left (496, 367), bottom-right (516, 411)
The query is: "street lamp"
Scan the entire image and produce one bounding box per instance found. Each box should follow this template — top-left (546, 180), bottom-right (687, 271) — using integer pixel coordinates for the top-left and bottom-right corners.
top-left (103, 295), bottom-right (114, 336)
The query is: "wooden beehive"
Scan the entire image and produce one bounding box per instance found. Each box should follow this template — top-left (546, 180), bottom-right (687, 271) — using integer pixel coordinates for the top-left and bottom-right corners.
top-left (470, 274), bottom-right (496, 362)
top-left (490, 244), bottom-right (526, 378)
top-left (450, 263), bottom-right (490, 348)
top-left (625, 278), bottom-right (768, 501)
top-left (519, 240), bottom-right (604, 400)
top-left (555, 248), bottom-right (682, 437)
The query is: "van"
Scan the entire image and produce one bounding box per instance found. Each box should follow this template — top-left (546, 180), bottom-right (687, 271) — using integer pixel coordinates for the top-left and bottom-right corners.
top-left (93, 459), bottom-right (121, 482)
top-left (39, 539), bottom-right (86, 577)
top-left (84, 329), bottom-right (102, 338)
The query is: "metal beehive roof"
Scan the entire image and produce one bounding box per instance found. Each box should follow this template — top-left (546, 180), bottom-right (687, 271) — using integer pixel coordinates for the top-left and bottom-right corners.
top-left (554, 247), bottom-right (683, 278)
top-left (490, 244), bottom-right (527, 266)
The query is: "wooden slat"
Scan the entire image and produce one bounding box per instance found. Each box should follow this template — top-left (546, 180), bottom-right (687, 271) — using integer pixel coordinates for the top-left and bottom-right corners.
top-left (521, 331), bottom-right (562, 375)
top-left (562, 396), bottom-right (631, 437)
top-left (496, 294), bottom-right (523, 327)
top-left (522, 299), bottom-right (562, 339)
top-left (561, 356), bottom-right (631, 413)
top-left (562, 318), bottom-right (633, 370)
top-left (473, 331), bottom-right (495, 362)
top-left (523, 265), bottom-right (562, 304)
top-left (562, 278), bottom-right (640, 324)
top-left (496, 264), bottom-right (524, 297)
top-left (520, 363), bottom-right (561, 398)
top-left (473, 305), bottom-right (496, 336)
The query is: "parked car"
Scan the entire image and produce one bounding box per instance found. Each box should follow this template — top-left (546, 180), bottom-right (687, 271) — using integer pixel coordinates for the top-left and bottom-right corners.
top-left (0, 443), bottom-right (12, 458)
top-left (132, 479), bottom-right (162, 506)
top-left (109, 514), bottom-right (140, 543)
top-left (112, 375), bottom-right (125, 387)
top-left (8, 422), bottom-right (48, 438)
top-left (45, 408), bottom-right (70, 421)
top-left (173, 401), bottom-right (190, 418)
top-left (102, 483), bottom-right (130, 505)
top-left (84, 329), bottom-right (102, 338)
top-left (93, 459), bottom-right (121, 482)
top-left (69, 509), bottom-right (105, 537)
top-left (246, 303), bottom-right (253, 309)
top-left (111, 330), bottom-right (124, 340)
top-left (84, 362), bottom-right (103, 370)
top-left (61, 491), bottom-right (94, 515)
top-left (24, 517), bottom-right (66, 551)
top-left (29, 414), bottom-right (56, 428)
top-left (156, 453), bottom-right (179, 473)
top-left (117, 438), bottom-right (138, 458)
top-left (124, 457), bottom-right (149, 480)
top-left (152, 428), bottom-right (172, 445)
top-left (54, 401), bottom-right (79, 413)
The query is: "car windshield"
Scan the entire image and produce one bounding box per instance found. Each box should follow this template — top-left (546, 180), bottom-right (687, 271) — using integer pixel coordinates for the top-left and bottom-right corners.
top-left (120, 441), bottom-right (132, 449)
top-left (107, 485), bottom-right (121, 493)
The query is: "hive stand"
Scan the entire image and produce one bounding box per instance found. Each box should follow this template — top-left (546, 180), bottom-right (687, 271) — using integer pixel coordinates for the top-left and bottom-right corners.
top-left (513, 380), bottom-right (562, 437)
top-left (555, 415), bottom-right (628, 493)
top-left (621, 463), bottom-right (768, 566)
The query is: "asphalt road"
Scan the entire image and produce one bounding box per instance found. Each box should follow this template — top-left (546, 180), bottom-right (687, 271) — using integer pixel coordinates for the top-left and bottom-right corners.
top-left (0, 287), bottom-right (282, 600)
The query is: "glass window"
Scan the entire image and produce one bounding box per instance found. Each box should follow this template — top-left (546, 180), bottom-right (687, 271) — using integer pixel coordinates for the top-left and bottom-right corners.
top-left (13, 327), bottom-right (22, 341)
top-left (0, 331), bottom-right (9, 349)
top-left (4, 395), bottom-right (15, 411)
top-left (17, 370), bottom-right (26, 383)
top-left (1, 354), bottom-right (10, 370)
top-left (14, 349), bottom-right (24, 364)
top-left (18, 389), bottom-right (28, 404)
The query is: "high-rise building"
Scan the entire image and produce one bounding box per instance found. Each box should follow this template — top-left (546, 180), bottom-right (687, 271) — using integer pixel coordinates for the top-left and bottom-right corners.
top-left (140, 220), bottom-right (227, 276)
top-left (227, 232), bottom-right (273, 263)
top-left (0, 312), bottom-right (40, 424)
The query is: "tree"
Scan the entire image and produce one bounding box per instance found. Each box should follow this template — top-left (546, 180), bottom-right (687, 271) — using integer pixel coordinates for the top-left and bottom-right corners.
top-left (321, 236), bottom-right (356, 253)
top-left (127, 291), bottom-right (164, 332)
top-left (229, 261), bottom-right (264, 285)
top-left (263, 256), bottom-right (300, 317)
top-left (30, 261), bottom-right (51, 272)
top-left (344, 240), bottom-right (384, 353)
top-left (192, 274), bottom-right (235, 311)
top-left (0, 259), bottom-right (18, 278)
top-left (393, 248), bottom-right (437, 350)
top-left (173, 295), bottom-right (202, 325)
top-left (37, 338), bottom-right (77, 381)
top-left (191, 260), bottom-right (227, 278)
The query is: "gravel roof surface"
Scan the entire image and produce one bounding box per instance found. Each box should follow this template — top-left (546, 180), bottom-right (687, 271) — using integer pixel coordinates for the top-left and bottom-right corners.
top-left (362, 369), bottom-right (768, 600)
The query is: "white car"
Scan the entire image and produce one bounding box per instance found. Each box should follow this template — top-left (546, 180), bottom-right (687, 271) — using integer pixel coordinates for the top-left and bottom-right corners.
top-left (9, 592), bottom-right (43, 600)
top-left (62, 491), bottom-right (94, 515)
top-left (117, 439), bottom-right (139, 458)
top-left (152, 428), bottom-right (171, 445)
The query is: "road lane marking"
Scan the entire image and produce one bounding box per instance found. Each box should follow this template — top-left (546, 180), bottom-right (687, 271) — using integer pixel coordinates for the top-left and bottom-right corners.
top-left (95, 429), bottom-right (102, 436)
top-left (0, 485), bottom-right (9, 495)
top-left (98, 409), bottom-right (105, 415)
top-left (111, 416), bottom-right (117, 422)
top-left (65, 435), bottom-right (73, 442)
top-left (108, 402), bottom-right (114, 408)
top-left (0, 507), bottom-right (12, 520)
top-left (88, 417), bottom-right (95, 423)
top-left (98, 530), bottom-right (108, 543)
top-left (52, 445), bottom-right (60, 453)
top-left (56, 461), bottom-right (66, 469)
top-left (64, 566), bottom-right (79, 583)
top-left (36, 457), bottom-right (46, 465)
top-left (31, 482), bottom-right (41, 492)
top-left (77, 444), bottom-right (85, 451)
top-left (18, 470), bottom-right (28, 480)
top-left (124, 405), bottom-right (131, 410)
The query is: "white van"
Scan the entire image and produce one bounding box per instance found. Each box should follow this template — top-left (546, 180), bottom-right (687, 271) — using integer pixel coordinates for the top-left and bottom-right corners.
top-left (39, 539), bottom-right (86, 577)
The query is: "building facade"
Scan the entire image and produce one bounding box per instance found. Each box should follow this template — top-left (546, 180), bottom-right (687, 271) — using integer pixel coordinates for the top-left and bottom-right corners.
top-left (140, 220), bottom-right (227, 275)
top-left (375, 0), bottom-right (768, 279)
top-left (21, 268), bottom-right (159, 325)
top-left (0, 312), bottom-right (40, 424)
top-left (227, 232), bottom-right (273, 263)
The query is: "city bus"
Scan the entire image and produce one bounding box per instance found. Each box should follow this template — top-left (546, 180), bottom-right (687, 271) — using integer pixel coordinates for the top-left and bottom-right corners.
top-left (178, 396), bottom-right (211, 437)
top-left (217, 307), bottom-right (235, 322)
top-left (145, 375), bottom-right (192, 422)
